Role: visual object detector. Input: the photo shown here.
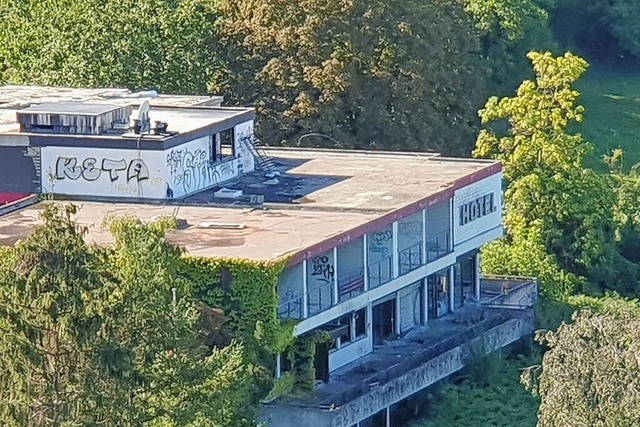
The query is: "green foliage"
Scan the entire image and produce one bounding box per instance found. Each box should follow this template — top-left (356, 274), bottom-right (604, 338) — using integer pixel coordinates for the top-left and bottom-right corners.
top-left (462, 0), bottom-right (548, 41)
top-left (285, 330), bottom-right (332, 393)
top-left (412, 351), bottom-right (539, 427)
top-left (523, 309), bottom-right (640, 426)
top-left (475, 51), bottom-right (640, 297)
top-left (264, 373), bottom-right (296, 403)
top-left (0, 0), bottom-right (220, 93)
top-left (179, 256), bottom-right (292, 359)
top-left (0, 204), bottom-right (255, 426)
top-left (213, 0), bottom-right (489, 155)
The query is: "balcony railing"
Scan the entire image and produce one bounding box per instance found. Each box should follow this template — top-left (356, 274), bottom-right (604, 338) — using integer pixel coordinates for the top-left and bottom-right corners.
top-left (426, 230), bottom-right (451, 262)
top-left (307, 282), bottom-right (334, 316)
top-left (399, 242), bottom-right (423, 275)
top-left (278, 293), bottom-right (303, 319)
top-left (368, 256), bottom-right (393, 289)
top-left (338, 269), bottom-right (365, 302)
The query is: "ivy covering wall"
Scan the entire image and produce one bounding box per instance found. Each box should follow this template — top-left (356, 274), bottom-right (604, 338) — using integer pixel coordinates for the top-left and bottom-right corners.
top-left (178, 256), bottom-right (333, 399)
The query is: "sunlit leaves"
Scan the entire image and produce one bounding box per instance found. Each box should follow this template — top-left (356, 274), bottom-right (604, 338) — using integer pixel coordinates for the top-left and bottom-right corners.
top-left (0, 204), bottom-right (254, 426)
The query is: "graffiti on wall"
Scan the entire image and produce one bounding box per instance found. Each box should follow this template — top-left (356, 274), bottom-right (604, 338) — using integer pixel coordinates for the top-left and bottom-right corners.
top-left (310, 255), bottom-right (335, 285)
top-left (369, 229), bottom-right (392, 257)
top-left (234, 121), bottom-right (255, 173)
top-left (399, 220), bottom-right (422, 236)
top-left (165, 147), bottom-right (236, 196)
top-left (54, 157), bottom-right (149, 183)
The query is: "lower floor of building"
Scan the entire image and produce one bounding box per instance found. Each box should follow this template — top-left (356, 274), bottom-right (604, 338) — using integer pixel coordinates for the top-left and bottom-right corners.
top-left (277, 251), bottom-right (482, 380)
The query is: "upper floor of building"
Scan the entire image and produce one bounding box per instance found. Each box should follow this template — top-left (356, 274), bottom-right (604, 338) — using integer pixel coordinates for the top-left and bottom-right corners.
top-left (0, 85), bottom-right (255, 201)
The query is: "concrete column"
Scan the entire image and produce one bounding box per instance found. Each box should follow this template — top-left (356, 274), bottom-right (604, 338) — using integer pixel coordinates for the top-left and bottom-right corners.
top-left (386, 406), bottom-right (391, 427)
top-left (333, 247), bottom-right (339, 305)
top-left (475, 252), bottom-right (481, 300)
top-left (302, 260), bottom-right (309, 318)
top-left (423, 278), bottom-right (429, 324)
top-left (395, 292), bottom-right (401, 335)
top-left (449, 266), bottom-right (455, 312)
top-left (363, 234), bottom-right (369, 291)
top-left (367, 303), bottom-right (373, 348)
top-left (422, 208), bottom-right (428, 265)
top-left (392, 221), bottom-right (399, 278)
top-left (275, 352), bottom-right (282, 379)
top-left (449, 197), bottom-right (454, 251)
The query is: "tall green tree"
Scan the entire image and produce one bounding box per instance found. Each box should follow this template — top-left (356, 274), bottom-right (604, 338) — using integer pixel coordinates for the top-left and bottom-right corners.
top-left (0, 205), bottom-right (254, 426)
top-left (474, 51), bottom-right (638, 296)
top-left (0, 0), bottom-right (219, 93)
top-left (213, 0), bottom-right (489, 155)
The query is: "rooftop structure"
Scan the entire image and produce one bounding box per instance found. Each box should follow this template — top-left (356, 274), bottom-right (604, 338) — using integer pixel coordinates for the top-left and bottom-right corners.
top-left (0, 85), bottom-right (223, 134)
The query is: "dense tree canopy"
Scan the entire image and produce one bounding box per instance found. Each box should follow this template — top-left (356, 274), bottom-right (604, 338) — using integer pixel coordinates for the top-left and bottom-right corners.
top-left (0, 205), bottom-right (254, 426)
top-left (0, 0), bottom-right (219, 93)
top-left (213, 0), bottom-right (491, 154)
top-left (522, 309), bottom-right (640, 426)
top-left (475, 51), bottom-right (640, 297)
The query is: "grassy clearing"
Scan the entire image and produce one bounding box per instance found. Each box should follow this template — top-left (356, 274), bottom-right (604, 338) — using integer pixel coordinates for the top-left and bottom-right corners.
top-left (575, 67), bottom-right (640, 170)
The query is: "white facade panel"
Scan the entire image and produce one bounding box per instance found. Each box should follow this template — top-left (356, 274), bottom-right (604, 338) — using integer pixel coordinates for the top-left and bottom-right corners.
top-left (165, 136), bottom-right (240, 198)
top-left (41, 146), bottom-right (167, 198)
top-left (329, 337), bottom-right (372, 371)
top-left (234, 120), bottom-right (255, 173)
top-left (453, 172), bottom-right (502, 246)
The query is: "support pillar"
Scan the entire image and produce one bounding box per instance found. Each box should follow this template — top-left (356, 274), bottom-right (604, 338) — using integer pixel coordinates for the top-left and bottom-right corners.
top-left (333, 247), bottom-right (339, 305)
top-left (363, 234), bottom-right (369, 291)
top-left (474, 252), bottom-right (481, 301)
top-left (422, 209), bottom-right (428, 265)
top-left (392, 221), bottom-right (399, 278)
top-left (302, 260), bottom-right (309, 318)
top-left (449, 266), bottom-right (455, 312)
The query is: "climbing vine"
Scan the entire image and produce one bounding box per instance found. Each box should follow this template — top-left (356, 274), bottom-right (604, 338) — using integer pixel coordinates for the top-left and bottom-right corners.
top-left (287, 330), bottom-right (333, 393)
top-left (179, 256), bottom-right (295, 369)
top-left (179, 256), bottom-right (334, 396)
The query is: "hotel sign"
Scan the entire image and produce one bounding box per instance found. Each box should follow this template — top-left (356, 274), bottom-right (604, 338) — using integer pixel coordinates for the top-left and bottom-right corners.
top-left (459, 193), bottom-right (497, 226)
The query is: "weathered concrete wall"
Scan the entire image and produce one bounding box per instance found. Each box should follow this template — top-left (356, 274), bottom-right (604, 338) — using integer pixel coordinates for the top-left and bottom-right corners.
top-left (262, 315), bottom-right (533, 427)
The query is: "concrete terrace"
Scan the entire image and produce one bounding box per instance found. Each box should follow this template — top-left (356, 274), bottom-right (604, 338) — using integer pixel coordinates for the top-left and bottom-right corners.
top-left (0, 148), bottom-right (500, 262)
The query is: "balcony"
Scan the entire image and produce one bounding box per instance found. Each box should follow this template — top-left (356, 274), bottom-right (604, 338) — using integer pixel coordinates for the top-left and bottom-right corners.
top-left (426, 230), bottom-right (450, 262)
top-left (263, 277), bottom-right (537, 427)
top-left (338, 269), bottom-right (365, 302)
top-left (398, 242), bottom-right (422, 275)
top-left (367, 256), bottom-right (393, 289)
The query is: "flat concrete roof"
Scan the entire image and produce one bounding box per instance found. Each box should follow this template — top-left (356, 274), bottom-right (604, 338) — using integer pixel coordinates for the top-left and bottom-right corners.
top-left (0, 149), bottom-right (500, 262)
top-left (0, 85), bottom-right (226, 134)
top-left (19, 102), bottom-right (124, 115)
top-left (0, 85), bottom-right (223, 108)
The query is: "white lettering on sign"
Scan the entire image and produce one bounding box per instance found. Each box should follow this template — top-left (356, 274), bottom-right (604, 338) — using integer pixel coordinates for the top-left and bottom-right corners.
top-left (459, 193), bottom-right (496, 226)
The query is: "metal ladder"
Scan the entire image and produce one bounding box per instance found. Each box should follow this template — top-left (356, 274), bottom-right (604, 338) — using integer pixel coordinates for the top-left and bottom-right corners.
top-left (241, 135), bottom-right (277, 173)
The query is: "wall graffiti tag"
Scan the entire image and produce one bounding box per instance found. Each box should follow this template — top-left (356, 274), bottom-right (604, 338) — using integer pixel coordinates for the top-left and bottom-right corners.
top-left (166, 146), bottom-right (236, 195)
top-left (369, 229), bottom-right (393, 258)
top-left (55, 157), bottom-right (149, 183)
top-left (399, 220), bottom-right (422, 236)
top-left (311, 255), bottom-right (335, 285)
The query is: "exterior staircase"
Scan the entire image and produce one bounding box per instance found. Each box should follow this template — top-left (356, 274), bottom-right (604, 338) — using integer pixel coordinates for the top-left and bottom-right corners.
top-left (240, 136), bottom-right (277, 173)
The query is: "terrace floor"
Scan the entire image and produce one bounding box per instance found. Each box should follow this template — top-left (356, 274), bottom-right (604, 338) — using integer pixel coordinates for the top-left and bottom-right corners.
top-left (291, 278), bottom-right (537, 409)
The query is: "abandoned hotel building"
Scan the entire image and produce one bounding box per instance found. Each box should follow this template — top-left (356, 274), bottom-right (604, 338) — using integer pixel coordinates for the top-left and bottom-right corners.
top-left (0, 86), bottom-right (537, 427)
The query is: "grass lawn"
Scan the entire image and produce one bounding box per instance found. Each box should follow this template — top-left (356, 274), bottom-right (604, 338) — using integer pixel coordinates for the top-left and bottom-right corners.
top-left (575, 66), bottom-right (640, 170)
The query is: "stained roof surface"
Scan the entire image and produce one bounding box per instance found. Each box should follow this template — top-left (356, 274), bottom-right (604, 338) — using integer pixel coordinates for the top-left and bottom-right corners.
top-left (0, 148), bottom-right (500, 262)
